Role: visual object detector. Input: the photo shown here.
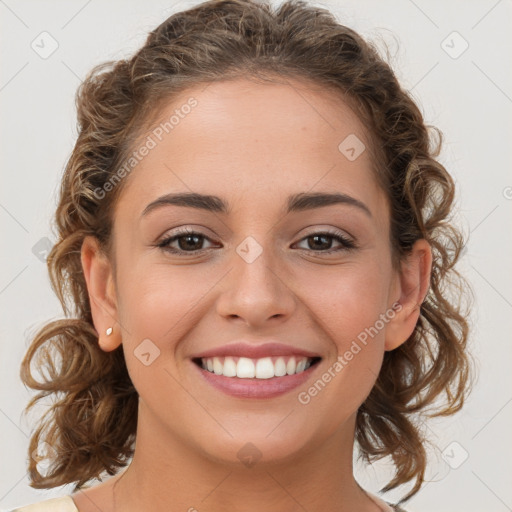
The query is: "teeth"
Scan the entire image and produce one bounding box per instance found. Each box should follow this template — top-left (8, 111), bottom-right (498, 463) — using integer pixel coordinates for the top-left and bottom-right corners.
top-left (255, 357), bottom-right (274, 379)
top-left (274, 357), bottom-right (287, 377)
top-left (200, 355), bottom-right (315, 379)
top-left (213, 357), bottom-right (223, 375)
top-left (286, 357), bottom-right (296, 375)
top-left (237, 357), bottom-right (255, 378)
top-left (223, 356), bottom-right (237, 377)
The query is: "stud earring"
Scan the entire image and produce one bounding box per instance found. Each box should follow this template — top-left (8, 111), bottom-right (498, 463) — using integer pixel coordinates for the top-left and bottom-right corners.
top-left (106, 327), bottom-right (113, 336)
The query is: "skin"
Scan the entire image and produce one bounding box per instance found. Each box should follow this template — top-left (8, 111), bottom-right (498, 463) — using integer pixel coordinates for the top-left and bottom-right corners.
top-left (76, 76), bottom-right (432, 512)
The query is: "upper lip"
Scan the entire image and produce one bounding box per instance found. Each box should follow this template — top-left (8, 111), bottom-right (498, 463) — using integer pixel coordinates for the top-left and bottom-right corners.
top-left (190, 342), bottom-right (322, 360)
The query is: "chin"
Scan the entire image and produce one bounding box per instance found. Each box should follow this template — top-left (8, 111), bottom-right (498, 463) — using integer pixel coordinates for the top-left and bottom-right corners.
top-left (189, 419), bottom-right (325, 469)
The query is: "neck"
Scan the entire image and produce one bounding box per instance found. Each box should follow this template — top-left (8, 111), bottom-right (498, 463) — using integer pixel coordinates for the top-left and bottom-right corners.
top-left (110, 404), bottom-right (380, 512)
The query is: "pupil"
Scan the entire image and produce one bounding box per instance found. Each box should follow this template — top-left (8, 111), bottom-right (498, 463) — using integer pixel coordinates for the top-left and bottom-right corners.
top-left (181, 235), bottom-right (201, 250)
top-left (310, 235), bottom-right (330, 250)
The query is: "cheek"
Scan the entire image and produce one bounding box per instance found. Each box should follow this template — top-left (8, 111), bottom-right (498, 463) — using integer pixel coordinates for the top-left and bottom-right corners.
top-left (304, 257), bottom-right (392, 345)
top-left (295, 259), bottom-right (392, 415)
top-left (114, 264), bottom-right (208, 402)
top-left (116, 256), bottom-right (209, 338)
top-left (113, 256), bottom-right (230, 389)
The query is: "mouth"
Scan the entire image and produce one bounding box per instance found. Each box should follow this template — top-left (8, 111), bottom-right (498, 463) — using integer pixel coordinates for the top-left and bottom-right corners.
top-left (192, 355), bottom-right (322, 379)
top-left (191, 355), bottom-right (322, 399)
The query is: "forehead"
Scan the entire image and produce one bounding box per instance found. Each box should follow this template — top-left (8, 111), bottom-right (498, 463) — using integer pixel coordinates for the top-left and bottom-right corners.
top-left (159, 76), bottom-right (368, 152)
top-left (117, 76), bottom-right (386, 218)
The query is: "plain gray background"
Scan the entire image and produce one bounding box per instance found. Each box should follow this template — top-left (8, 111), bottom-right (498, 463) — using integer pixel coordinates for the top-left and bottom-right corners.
top-left (1, 1), bottom-right (511, 511)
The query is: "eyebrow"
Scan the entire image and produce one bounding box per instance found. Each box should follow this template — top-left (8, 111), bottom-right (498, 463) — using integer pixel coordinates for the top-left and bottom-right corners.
top-left (141, 191), bottom-right (372, 218)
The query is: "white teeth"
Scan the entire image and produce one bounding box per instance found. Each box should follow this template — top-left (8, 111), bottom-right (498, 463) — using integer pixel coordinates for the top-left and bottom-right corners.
top-left (274, 357), bottom-right (287, 377)
top-left (237, 357), bottom-right (255, 378)
top-left (223, 356), bottom-right (237, 377)
top-left (286, 357), bottom-right (296, 375)
top-left (213, 356), bottom-right (223, 375)
top-left (200, 355), bottom-right (314, 379)
top-left (255, 357), bottom-right (274, 379)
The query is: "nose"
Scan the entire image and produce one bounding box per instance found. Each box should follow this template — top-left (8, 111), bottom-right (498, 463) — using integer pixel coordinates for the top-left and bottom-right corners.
top-left (215, 239), bottom-right (297, 328)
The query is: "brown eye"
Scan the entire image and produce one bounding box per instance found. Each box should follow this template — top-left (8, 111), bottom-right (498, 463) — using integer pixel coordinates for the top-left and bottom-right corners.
top-left (295, 230), bottom-right (356, 253)
top-left (158, 228), bottom-right (215, 254)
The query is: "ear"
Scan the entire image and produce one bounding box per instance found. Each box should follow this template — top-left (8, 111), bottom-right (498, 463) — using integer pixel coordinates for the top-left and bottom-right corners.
top-left (81, 235), bottom-right (122, 352)
top-left (384, 239), bottom-right (432, 352)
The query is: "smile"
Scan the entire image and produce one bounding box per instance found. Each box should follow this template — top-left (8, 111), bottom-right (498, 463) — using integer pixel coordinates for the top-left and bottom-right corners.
top-left (196, 355), bottom-right (320, 379)
top-left (192, 355), bottom-right (322, 399)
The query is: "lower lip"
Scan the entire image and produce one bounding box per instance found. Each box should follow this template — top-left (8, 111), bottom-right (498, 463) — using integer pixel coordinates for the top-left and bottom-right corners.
top-left (192, 360), bottom-right (320, 399)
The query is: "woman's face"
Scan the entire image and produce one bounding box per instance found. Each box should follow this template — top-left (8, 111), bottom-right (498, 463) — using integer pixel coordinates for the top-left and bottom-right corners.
top-left (86, 77), bottom-right (417, 467)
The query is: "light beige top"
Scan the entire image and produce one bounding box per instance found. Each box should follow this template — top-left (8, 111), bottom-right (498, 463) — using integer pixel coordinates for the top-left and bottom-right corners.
top-left (9, 496), bottom-right (78, 512)
top-left (8, 490), bottom-right (406, 511)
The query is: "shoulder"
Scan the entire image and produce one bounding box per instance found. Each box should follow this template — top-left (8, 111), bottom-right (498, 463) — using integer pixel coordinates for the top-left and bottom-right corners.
top-left (8, 495), bottom-right (78, 512)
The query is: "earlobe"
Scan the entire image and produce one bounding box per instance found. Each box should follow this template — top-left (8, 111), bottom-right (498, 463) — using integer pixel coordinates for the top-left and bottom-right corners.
top-left (384, 239), bottom-right (432, 351)
top-left (100, 324), bottom-right (121, 352)
top-left (81, 236), bottom-right (122, 352)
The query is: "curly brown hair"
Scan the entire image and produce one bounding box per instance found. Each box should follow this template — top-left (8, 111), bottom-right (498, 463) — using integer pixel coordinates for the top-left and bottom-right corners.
top-left (20, 0), bottom-right (474, 505)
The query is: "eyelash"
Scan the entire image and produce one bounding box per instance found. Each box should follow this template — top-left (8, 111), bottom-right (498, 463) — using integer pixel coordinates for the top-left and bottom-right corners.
top-left (156, 227), bottom-right (357, 255)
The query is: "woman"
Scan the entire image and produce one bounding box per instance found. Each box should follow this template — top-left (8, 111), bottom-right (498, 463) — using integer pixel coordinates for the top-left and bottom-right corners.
top-left (12, 0), bottom-right (472, 510)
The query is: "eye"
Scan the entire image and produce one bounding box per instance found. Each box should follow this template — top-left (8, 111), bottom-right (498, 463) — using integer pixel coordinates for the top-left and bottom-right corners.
top-left (294, 230), bottom-right (356, 253)
top-left (156, 227), bottom-right (357, 256)
top-left (157, 227), bottom-right (215, 254)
